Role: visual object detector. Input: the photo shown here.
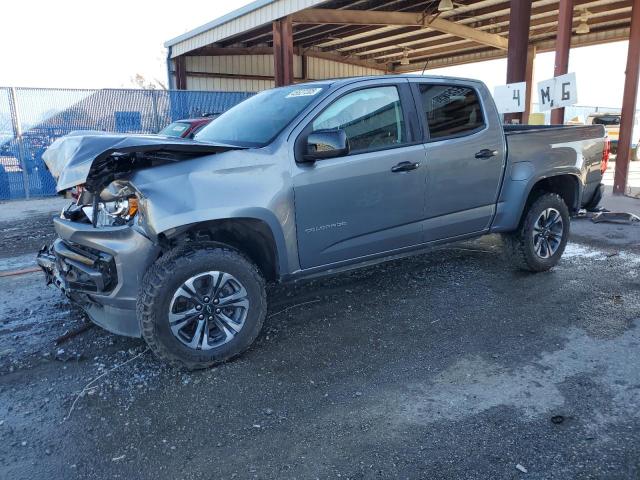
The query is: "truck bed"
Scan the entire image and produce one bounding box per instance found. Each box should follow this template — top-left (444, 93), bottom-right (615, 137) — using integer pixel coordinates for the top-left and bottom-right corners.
top-left (503, 123), bottom-right (606, 210)
top-left (503, 124), bottom-right (605, 137)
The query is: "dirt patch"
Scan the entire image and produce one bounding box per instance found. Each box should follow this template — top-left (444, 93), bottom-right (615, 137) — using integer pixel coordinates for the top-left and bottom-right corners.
top-left (0, 214), bottom-right (57, 259)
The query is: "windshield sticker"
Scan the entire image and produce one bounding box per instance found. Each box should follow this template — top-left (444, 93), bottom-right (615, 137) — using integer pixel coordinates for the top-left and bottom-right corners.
top-left (286, 88), bottom-right (323, 98)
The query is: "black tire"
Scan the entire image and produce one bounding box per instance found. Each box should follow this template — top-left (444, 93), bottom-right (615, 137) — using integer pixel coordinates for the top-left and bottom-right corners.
top-left (583, 184), bottom-right (604, 212)
top-left (137, 245), bottom-right (267, 370)
top-left (503, 192), bottom-right (570, 272)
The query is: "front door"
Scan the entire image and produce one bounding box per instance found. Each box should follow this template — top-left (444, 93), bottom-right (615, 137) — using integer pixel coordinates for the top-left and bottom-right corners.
top-left (411, 80), bottom-right (505, 241)
top-left (292, 84), bottom-right (427, 269)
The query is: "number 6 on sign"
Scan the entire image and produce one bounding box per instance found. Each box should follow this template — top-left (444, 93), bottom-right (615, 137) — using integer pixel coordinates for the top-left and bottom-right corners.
top-left (493, 82), bottom-right (527, 114)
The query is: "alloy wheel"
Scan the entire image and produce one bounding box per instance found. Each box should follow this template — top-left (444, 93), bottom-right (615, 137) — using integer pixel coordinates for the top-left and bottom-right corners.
top-left (532, 207), bottom-right (564, 259)
top-left (168, 271), bottom-right (249, 350)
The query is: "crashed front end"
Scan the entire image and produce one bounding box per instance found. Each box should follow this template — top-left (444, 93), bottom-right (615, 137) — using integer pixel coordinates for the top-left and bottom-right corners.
top-left (36, 132), bottom-right (239, 337)
top-left (37, 215), bottom-right (160, 337)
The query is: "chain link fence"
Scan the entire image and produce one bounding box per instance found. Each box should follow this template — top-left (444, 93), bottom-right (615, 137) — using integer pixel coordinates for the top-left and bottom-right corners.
top-left (0, 87), bottom-right (252, 200)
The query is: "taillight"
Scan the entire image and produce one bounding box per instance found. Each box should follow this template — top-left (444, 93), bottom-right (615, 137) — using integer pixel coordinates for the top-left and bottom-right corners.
top-left (601, 137), bottom-right (610, 174)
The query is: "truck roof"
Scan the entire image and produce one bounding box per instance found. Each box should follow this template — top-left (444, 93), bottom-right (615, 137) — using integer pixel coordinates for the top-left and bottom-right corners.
top-left (294, 74), bottom-right (484, 88)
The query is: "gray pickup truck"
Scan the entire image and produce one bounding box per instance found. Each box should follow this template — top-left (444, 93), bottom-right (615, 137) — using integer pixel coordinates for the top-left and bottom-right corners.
top-left (38, 75), bottom-right (607, 369)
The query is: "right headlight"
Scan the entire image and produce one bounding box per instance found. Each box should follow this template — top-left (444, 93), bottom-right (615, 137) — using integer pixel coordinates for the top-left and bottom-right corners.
top-left (83, 180), bottom-right (139, 227)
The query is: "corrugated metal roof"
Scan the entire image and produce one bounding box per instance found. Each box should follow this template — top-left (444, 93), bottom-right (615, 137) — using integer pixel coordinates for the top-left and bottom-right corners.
top-left (164, 0), bottom-right (276, 48)
top-left (166, 0), bottom-right (634, 72)
top-left (166, 0), bottom-right (329, 56)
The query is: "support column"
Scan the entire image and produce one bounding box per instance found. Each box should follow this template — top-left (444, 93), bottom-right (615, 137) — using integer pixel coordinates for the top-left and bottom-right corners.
top-left (8, 87), bottom-right (30, 199)
top-left (523, 46), bottom-right (537, 124)
top-left (551, 0), bottom-right (574, 125)
top-left (175, 56), bottom-right (187, 90)
top-left (301, 54), bottom-right (308, 82)
top-left (614, 0), bottom-right (640, 195)
top-left (273, 17), bottom-right (294, 87)
top-left (505, 0), bottom-right (532, 124)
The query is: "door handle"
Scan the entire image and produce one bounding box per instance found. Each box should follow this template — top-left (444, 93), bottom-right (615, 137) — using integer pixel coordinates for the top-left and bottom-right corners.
top-left (391, 161), bottom-right (420, 172)
top-left (475, 149), bottom-right (498, 159)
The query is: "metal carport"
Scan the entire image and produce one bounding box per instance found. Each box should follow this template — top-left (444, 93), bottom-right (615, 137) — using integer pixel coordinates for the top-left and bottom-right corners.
top-left (164, 0), bottom-right (640, 195)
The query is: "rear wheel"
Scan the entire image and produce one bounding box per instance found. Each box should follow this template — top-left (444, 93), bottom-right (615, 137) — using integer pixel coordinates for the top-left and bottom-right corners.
top-left (137, 246), bottom-right (266, 369)
top-left (503, 192), bottom-right (570, 272)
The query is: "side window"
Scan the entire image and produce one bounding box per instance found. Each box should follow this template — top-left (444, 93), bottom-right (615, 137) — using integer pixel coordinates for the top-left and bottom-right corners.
top-left (312, 86), bottom-right (406, 153)
top-left (418, 84), bottom-right (485, 140)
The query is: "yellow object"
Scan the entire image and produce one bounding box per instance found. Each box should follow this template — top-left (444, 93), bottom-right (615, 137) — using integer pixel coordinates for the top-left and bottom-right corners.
top-left (607, 127), bottom-right (620, 141)
top-left (528, 113), bottom-right (546, 125)
top-left (128, 198), bottom-right (139, 218)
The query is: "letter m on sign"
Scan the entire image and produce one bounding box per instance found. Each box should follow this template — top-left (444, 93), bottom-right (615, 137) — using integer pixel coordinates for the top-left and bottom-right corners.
top-left (537, 77), bottom-right (555, 112)
top-left (540, 87), bottom-right (552, 106)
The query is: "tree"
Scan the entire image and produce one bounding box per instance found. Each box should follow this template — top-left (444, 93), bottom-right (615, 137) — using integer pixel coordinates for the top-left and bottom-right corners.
top-left (130, 74), bottom-right (167, 90)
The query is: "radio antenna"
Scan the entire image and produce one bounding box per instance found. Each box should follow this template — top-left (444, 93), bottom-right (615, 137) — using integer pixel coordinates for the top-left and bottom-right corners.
top-left (421, 59), bottom-right (429, 75)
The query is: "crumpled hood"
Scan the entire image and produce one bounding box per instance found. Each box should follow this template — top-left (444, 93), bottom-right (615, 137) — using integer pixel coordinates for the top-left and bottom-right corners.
top-left (43, 131), bottom-right (242, 192)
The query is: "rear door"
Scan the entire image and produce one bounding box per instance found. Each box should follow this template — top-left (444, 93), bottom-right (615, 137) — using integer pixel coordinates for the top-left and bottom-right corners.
top-left (410, 79), bottom-right (505, 241)
top-left (291, 80), bottom-right (427, 269)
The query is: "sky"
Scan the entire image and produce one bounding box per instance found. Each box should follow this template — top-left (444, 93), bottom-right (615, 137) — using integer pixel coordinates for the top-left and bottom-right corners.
top-left (0, 0), bottom-right (634, 109)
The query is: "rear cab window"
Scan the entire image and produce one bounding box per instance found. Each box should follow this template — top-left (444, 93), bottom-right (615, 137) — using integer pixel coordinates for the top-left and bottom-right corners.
top-left (416, 84), bottom-right (486, 141)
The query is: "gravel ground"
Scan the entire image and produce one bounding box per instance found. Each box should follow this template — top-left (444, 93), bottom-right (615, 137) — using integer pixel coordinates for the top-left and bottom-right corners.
top-left (0, 213), bottom-right (58, 259)
top-left (0, 212), bottom-right (639, 479)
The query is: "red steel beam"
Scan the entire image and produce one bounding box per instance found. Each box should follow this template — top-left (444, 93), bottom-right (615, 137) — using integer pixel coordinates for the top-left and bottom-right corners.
top-left (613, 0), bottom-right (640, 194)
top-left (505, 0), bottom-right (533, 124)
top-left (273, 17), bottom-right (294, 87)
top-left (523, 46), bottom-right (537, 124)
top-left (551, 0), bottom-right (575, 124)
top-left (273, 20), bottom-right (284, 86)
top-left (282, 17), bottom-right (295, 86)
top-left (175, 56), bottom-right (187, 90)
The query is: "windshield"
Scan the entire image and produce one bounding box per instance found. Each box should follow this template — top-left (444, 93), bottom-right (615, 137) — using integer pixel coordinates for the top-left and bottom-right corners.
top-left (159, 122), bottom-right (191, 137)
top-left (195, 85), bottom-right (328, 147)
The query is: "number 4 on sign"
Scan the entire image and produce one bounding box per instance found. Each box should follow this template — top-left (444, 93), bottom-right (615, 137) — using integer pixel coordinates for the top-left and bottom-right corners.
top-left (513, 89), bottom-right (521, 106)
top-left (493, 82), bottom-right (527, 114)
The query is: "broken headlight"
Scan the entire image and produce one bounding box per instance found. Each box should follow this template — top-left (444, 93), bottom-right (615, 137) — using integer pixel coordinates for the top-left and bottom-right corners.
top-left (80, 181), bottom-right (139, 227)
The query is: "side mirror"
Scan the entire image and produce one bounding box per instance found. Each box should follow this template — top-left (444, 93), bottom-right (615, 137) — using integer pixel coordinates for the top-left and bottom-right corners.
top-left (302, 129), bottom-right (349, 162)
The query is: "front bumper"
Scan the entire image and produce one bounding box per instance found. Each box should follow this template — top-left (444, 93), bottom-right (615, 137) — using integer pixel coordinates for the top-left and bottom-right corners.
top-left (37, 217), bottom-right (161, 337)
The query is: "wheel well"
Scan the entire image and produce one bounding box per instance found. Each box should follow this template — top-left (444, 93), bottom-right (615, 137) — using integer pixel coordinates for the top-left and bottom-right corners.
top-left (160, 218), bottom-right (279, 282)
top-left (526, 175), bottom-right (579, 213)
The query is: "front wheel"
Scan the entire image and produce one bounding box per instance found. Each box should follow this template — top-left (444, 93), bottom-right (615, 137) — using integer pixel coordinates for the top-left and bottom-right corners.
top-left (137, 246), bottom-right (267, 369)
top-left (503, 192), bottom-right (570, 272)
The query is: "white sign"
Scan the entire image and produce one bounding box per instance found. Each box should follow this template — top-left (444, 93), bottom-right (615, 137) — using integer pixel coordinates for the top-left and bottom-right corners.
top-left (493, 82), bottom-right (527, 113)
top-left (554, 72), bottom-right (578, 108)
top-left (537, 78), bottom-right (555, 112)
top-left (286, 88), bottom-right (323, 98)
top-left (537, 72), bottom-right (578, 111)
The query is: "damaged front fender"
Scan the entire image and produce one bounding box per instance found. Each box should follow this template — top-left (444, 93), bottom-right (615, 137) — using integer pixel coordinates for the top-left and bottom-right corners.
top-left (128, 147), bottom-right (296, 276)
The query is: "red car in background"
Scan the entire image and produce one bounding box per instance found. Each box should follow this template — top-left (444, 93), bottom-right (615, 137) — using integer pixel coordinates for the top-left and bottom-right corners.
top-left (158, 114), bottom-right (220, 139)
